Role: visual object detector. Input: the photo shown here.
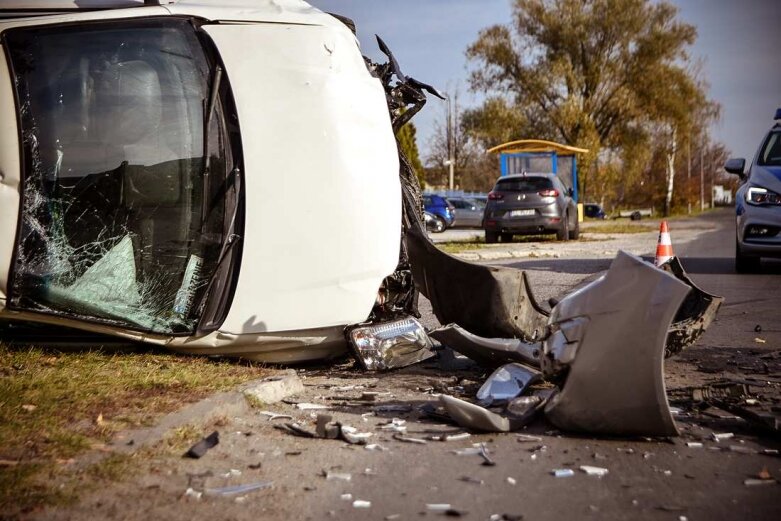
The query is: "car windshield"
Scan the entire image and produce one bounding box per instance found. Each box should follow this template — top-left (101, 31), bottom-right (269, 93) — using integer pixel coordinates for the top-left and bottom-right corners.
top-left (758, 130), bottom-right (781, 166)
top-left (495, 177), bottom-right (553, 192)
top-left (4, 18), bottom-right (236, 334)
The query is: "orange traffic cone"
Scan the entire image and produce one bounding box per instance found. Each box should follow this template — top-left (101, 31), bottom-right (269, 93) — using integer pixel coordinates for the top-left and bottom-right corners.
top-left (655, 221), bottom-right (674, 266)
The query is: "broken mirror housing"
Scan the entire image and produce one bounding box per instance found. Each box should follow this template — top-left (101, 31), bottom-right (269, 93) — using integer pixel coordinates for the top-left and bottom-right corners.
top-left (0, 0), bottom-right (408, 362)
top-left (348, 317), bottom-right (435, 371)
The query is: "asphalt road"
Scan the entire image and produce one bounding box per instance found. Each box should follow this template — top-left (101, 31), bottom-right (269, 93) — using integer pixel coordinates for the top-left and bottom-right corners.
top-left (39, 209), bottom-right (781, 521)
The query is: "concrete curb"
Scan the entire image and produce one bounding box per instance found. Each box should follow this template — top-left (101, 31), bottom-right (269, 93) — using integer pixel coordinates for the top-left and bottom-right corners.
top-left (90, 370), bottom-right (305, 460)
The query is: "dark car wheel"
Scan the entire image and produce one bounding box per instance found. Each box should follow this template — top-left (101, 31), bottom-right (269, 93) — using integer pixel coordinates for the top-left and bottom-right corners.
top-left (556, 213), bottom-right (569, 241)
top-left (735, 238), bottom-right (760, 273)
top-left (485, 231), bottom-right (499, 244)
top-left (568, 214), bottom-right (580, 240)
top-left (630, 211), bottom-right (642, 221)
top-left (500, 233), bottom-right (513, 243)
top-left (431, 216), bottom-right (446, 233)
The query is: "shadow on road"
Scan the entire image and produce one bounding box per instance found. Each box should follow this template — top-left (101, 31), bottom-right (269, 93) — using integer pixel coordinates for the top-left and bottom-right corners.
top-left (676, 256), bottom-right (781, 275)
top-left (500, 257), bottom-right (613, 274)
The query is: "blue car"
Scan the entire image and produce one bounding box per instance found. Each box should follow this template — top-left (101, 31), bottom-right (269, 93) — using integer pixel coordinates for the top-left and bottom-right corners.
top-left (725, 108), bottom-right (781, 272)
top-left (423, 194), bottom-right (455, 231)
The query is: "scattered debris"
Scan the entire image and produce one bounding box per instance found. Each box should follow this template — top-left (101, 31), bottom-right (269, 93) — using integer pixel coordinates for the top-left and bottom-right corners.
top-left (515, 434), bottom-right (543, 443)
top-left (365, 443), bottom-right (389, 451)
top-left (552, 469), bottom-right (575, 478)
top-left (353, 500), bottom-right (372, 508)
top-left (450, 447), bottom-right (482, 456)
top-left (220, 469), bottom-right (242, 478)
top-left (711, 432), bottom-right (734, 442)
top-left (459, 476), bottom-right (484, 485)
top-left (259, 411), bottom-right (294, 421)
top-left (506, 477), bottom-right (517, 485)
top-left (374, 404), bottom-right (413, 413)
top-left (324, 471), bottom-right (352, 482)
top-left (204, 481), bottom-right (273, 497)
top-left (758, 467), bottom-right (772, 480)
top-left (21, 404), bottom-right (37, 412)
top-left (427, 504), bottom-right (454, 512)
top-left (754, 324), bottom-right (762, 333)
top-left (744, 478), bottom-right (776, 487)
top-left (579, 465), bottom-right (609, 477)
top-left (754, 338), bottom-right (766, 344)
top-left (295, 402), bottom-right (331, 410)
top-left (341, 494), bottom-right (353, 501)
top-left (392, 433), bottom-right (427, 445)
top-left (479, 443), bottom-right (496, 466)
top-left (185, 431), bottom-right (219, 459)
top-left (430, 432), bottom-right (471, 442)
top-left (184, 487), bottom-right (202, 500)
top-left (685, 442), bottom-right (703, 448)
top-left (476, 363), bottom-right (541, 406)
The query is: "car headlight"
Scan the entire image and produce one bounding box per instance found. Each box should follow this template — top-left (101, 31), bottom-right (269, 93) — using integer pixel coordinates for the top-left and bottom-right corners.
top-left (746, 186), bottom-right (781, 205)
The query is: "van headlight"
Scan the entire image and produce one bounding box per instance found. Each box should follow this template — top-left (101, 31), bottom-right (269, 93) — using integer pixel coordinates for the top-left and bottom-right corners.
top-left (348, 317), bottom-right (434, 371)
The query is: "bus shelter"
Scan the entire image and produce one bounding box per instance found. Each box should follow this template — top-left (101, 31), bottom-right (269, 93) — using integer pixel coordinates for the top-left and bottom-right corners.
top-left (488, 139), bottom-right (588, 203)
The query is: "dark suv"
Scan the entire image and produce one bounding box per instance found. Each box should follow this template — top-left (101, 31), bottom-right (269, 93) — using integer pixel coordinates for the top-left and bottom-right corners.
top-left (423, 194), bottom-right (455, 231)
top-left (483, 173), bottom-right (578, 243)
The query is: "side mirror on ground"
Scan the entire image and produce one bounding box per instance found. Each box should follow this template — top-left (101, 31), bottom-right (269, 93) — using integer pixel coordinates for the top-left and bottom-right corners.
top-left (724, 158), bottom-right (746, 176)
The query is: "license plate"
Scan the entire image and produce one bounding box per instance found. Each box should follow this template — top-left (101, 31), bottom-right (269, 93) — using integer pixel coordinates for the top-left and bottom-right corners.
top-left (510, 209), bottom-right (535, 217)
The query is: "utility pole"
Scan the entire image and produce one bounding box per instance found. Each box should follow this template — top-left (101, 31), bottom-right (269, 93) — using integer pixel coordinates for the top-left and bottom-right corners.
top-left (700, 133), bottom-right (705, 211)
top-left (446, 94), bottom-right (455, 192)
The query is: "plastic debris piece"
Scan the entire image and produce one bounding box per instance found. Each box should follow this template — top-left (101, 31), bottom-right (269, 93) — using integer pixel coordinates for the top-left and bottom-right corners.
top-left (365, 443), bottom-right (388, 451)
top-left (259, 411), bottom-right (293, 421)
top-left (459, 476), bottom-right (484, 485)
top-left (385, 515), bottom-right (401, 520)
top-left (761, 449), bottom-right (779, 456)
top-left (185, 431), bottom-right (219, 459)
top-left (758, 467), bottom-right (772, 480)
top-left (754, 337), bottom-right (766, 344)
top-left (341, 493), bottom-right (353, 501)
top-left (393, 433), bottom-right (427, 444)
top-left (353, 500), bottom-right (372, 508)
top-left (204, 481), bottom-right (273, 496)
top-left (552, 469), bottom-right (574, 478)
top-left (296, 403), bottom-right (331, 410)
top-left (325, 471), bottom-right (352, 482)
top-left (374, 404), bottom-right (413, 413)
top-left (427, 504), bottom-right (452, 512)
top-left (440, 432), bottom-right (471, 442)
top-left (516, 434), bottom-right (543, 442)
top-left (669, 407), bottom-right (682, 415)
top-left (378, 418), bottom-right (407, 432)
top-left (685, 442), bottom-right (703, 448)
top-left (506, 477), bottom-right (517, 485)
top-left (711, 432), bottom-right (734, 442)
top-left (729, 445), bottom-right (756, 454)
top-left (184, 487), bottom-right (202, 500)
top-left (220, 469), bottom-right (242, 478)
top-left (489, 515), bottom-right (523, 521)
top-left (745, 398), bottom-right (759, 405)
top-left (579, 465), bottom-right (609, 477)
top-left (744, 478), bottom-right (776, 486)
top-left (476, 363), bottom-right (541, 406)
top-left (479, 443), bottom-right (496, 466)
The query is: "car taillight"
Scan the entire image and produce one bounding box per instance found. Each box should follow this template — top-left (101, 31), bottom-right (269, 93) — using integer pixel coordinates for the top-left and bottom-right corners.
top-left (538, 189), bottom-right (559, 197)
top-left (488, 192), bottom-right (503, 200)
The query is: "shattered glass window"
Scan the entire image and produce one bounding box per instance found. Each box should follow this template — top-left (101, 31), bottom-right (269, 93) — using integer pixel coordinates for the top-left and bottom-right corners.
top-left (5, 18), bottom-right (235, 334)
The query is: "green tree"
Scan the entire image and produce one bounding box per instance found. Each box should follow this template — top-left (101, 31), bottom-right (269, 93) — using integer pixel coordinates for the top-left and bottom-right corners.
top-left (397, 121), bottom-right (425, 188)
top-left (465, 0), bottom-right (715, 212)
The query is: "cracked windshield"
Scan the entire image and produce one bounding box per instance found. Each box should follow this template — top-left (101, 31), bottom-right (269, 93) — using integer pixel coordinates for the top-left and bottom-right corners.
top-left (5, 18), bottom-right (229, 333)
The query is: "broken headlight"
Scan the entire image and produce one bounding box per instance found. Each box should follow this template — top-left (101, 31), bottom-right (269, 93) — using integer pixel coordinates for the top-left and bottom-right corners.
top-left (348, 317), bottom-right (434, 371)
top-left (747, 186), bottom-right (781, 205)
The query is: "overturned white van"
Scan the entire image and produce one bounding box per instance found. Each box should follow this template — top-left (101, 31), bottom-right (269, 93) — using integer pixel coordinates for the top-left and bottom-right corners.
top-left (0, 0), bottom-right (414, 362)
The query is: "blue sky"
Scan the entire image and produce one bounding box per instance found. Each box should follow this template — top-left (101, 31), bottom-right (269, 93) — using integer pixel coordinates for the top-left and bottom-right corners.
top-left (309, 0), bottom-right (780, 162)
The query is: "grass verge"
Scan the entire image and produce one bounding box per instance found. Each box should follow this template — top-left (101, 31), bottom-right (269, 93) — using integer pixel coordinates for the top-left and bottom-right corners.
top-left (0, 344), bottom-right (271, 516)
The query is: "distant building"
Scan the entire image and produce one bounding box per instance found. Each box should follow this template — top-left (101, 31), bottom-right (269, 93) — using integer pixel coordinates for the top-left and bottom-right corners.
top-left (713, 185), bottom-right (733, 206)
